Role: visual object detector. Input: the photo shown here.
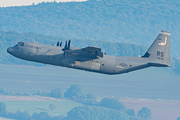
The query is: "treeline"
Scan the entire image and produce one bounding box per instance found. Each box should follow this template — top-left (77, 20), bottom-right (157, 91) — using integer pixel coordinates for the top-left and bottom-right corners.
top-left (0, 0), bottom-right (180, 58)
top-left (0, 102), bottom-right (64, 120)
top-left (0, 0), bottom-right (180, 48)
top-left (0, 99), bottom-right (152, 120)
top-left (0, 84), bottom-right (153, 120)
top-left (0, 101), bottom-right (151, 120)
top-left (0, 84), bottom-right (98, 105)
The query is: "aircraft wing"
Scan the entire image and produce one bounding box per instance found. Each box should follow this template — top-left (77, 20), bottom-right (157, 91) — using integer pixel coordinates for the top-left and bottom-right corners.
top-left (69, 46), bottom-right (103, 58)
top-left (82, 46), bottom-right (103, 57)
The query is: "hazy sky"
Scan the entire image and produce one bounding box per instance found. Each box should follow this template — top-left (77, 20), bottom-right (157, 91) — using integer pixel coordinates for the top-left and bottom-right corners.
top-left (0, 0), bottom-right (87, 7)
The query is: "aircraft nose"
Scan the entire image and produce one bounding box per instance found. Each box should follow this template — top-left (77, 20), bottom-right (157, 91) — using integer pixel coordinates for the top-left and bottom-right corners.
top-left (7, 47), bottom-right (13, 54)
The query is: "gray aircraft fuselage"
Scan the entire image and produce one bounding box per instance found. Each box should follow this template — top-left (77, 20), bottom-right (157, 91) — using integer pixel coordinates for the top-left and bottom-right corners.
top-left (7, 31), bottom-right (170, 75)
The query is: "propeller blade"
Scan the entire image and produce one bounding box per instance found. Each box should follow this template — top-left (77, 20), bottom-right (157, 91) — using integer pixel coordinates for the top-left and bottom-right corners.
top-left (65, 41), bottom-right (67, 49)
top-left (68, 40), bottom-right (71, 49)
top-left (57, 41), bottom-right (59, 46)
top-left (60, 42), bottom-right (62, 47)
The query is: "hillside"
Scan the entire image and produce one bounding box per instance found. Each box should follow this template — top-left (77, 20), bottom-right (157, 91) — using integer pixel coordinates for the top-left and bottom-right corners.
top-left (0, 0), bottom-right (179, 58)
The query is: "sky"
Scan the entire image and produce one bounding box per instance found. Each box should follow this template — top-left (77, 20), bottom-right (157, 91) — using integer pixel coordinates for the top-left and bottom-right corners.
top-left (0, 0), bottom-right (87, 7)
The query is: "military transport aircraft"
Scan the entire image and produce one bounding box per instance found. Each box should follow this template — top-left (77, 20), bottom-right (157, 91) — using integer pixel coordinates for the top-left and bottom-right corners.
top-left (7, 30), bottom-right (170, 75)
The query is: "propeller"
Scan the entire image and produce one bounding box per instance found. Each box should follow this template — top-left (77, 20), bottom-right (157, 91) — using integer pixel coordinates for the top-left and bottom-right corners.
top-left (57, 41), bottom-right (59, 46)
top-left (62, 40), bottom-right (71, 58)
top-left (63, 41), bottom-right (67, 50)
top-left (60, 42), bottom-right (62, 47)
top-left (68, 40), bottom-right (71, 49)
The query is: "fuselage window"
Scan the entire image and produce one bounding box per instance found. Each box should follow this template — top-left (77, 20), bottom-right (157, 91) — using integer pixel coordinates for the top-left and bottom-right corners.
top-left (16, 42), bottom-right (24, 47)
top-left (20, 43), bottom-right (24, 46)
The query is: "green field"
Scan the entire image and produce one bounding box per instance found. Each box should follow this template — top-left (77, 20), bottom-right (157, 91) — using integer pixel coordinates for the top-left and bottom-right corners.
top-left (3, 101), bottom-right (82, 116)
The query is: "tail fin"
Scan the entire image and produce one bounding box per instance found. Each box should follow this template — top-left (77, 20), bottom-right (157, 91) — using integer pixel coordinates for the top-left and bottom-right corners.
top-left (142, 30), bottom-right (170, 66)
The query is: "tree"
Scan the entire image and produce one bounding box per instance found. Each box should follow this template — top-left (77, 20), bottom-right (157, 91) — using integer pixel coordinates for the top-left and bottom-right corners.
top-left (9, 90), bottom-right (14, 95)
top-left (99, 98), bottom-right (126, 111)
top-left (86, 92), bottom-right (97, 99)
top-left (50, 88), bottom-right (62, 98)
top-left (49, 104), bottom-right (56, 111)
top-left (0, 88), bottom-right (6, 94)
top-left (32, 112), bottom-right (52, 120)
top-left (0, 102), bottom-right (7, 116)
top-left (37, 90), bottom-right (42, 96)
top-left (52, 115), bottom-right (65, 120)
top-left (64, 84), bottom-right (83, 99)
top-left (32, 112), bottom-right (39, 119)
top-left (15, 110), bottom-right (31, 120)
top-left (127, 109), bottom-right (135, 117)
top-left (137, 107), bottom-right (151, 120)
top-left (66, 106), bottom-right (130, 120)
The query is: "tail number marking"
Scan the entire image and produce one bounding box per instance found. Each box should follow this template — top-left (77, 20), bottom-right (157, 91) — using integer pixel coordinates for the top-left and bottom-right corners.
top-left (156, 51), bottom-right (164, 60)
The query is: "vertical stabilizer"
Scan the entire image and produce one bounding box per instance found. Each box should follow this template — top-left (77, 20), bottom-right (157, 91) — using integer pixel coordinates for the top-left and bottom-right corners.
top-left (142, 31), bottom-right (170, 66)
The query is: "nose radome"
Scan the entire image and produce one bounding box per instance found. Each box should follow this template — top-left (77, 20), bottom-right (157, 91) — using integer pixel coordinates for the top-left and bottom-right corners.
top-left (7, 47), bottom-right (13, 54)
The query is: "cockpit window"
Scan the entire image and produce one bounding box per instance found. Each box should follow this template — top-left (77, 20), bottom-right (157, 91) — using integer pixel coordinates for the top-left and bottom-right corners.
top-left (16, 42), bottom-right (24, 47)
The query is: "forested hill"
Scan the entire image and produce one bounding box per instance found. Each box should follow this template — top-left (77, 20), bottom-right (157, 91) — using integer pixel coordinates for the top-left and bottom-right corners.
top-left (0, 0), bottom-right (179, 58)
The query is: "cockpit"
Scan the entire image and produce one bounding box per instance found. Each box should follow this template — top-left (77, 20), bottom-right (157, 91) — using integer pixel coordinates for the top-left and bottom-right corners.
top-left (15, 42), bottom-right (24, 47)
